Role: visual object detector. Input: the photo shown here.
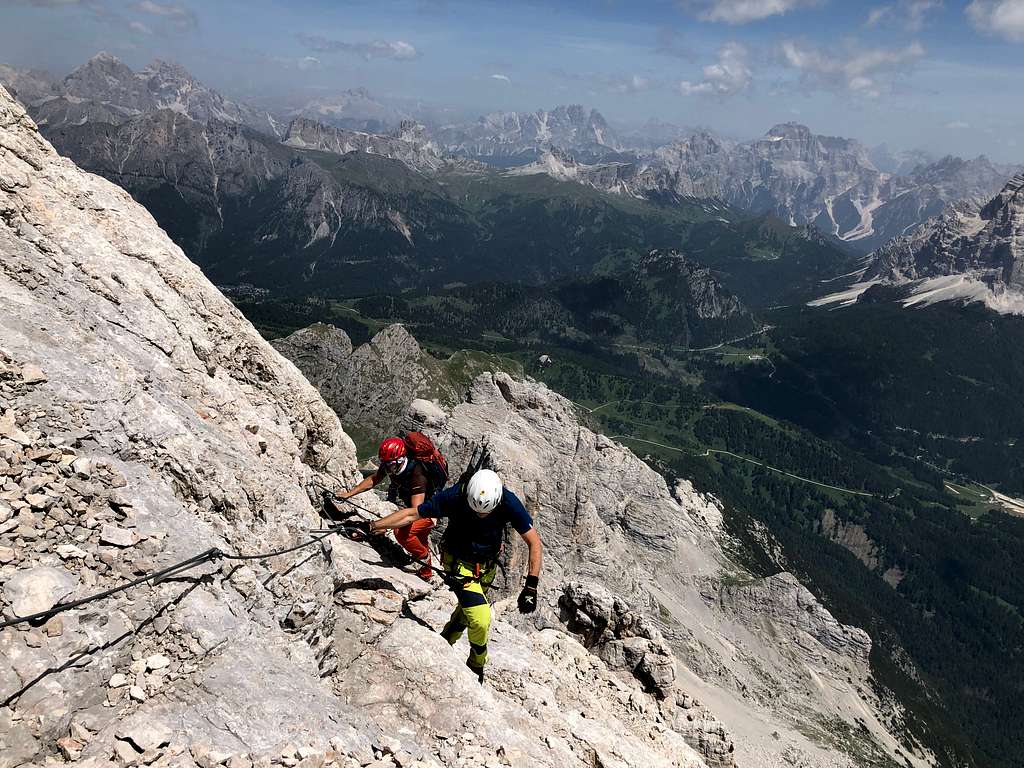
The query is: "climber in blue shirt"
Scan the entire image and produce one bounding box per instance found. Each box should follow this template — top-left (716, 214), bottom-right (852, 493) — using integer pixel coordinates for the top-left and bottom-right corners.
top-left (359, 469), bottom-right (542, 683)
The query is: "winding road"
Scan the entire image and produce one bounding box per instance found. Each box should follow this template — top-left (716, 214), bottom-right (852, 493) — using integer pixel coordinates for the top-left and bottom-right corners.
top-left (610, 324), bottom-right (773, 354)
top-left (609, 435), bottom-right (884, 499)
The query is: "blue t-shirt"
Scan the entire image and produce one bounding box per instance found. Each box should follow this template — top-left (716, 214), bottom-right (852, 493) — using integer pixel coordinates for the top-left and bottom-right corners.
top-left (418, 485), bottom-right (533, 563)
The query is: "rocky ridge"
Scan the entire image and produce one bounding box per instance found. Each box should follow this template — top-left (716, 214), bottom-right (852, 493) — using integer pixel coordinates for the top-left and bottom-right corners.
top-left (859, 174), bottom-right (1024, 313)
top-left (4, 53), bottom-right (280, 137)
top-left (38, 107), bottom-right (460, 291)
top-left (269, 324), bottom-right (498, 447)
top-left (434, 105), bottom-right (624, 164)
top-left (283, 118), bottom-right (484, 175)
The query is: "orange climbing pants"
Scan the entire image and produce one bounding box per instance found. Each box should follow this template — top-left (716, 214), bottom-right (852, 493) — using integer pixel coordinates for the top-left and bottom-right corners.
top-left (394, 517), bottom-right (434, 579)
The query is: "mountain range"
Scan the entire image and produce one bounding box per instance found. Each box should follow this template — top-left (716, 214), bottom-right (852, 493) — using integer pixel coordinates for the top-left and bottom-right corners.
top-left (2, 52), bottom-right (1017, 269)
top-left (515, 125), bottom-right (1018, 254)
top-left (433, 104), bottom-right (626, 165)
top-left (5, 52), bottom-right (281, 137)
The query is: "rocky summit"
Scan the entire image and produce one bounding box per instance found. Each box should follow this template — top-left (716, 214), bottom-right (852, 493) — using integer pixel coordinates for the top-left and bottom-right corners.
top-left (6, 52), bottom-right (279, 137)
top-left (283, 118), bottom-right (484, 175)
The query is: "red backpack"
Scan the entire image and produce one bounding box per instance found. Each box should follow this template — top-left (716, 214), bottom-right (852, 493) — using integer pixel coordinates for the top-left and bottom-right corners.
top-left (402, 431), bottom-right (449, 496)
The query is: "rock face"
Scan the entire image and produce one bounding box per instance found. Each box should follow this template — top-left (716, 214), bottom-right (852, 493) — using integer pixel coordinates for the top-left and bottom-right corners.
top-left (396, 373), bottom-right (935, 768)
top-left (0, 83), bottom-right (735, 768)
top-left (559, 582), bottom-right (678, 698)
top-left (271, 323), bottom-right (459, 444)
top-left (2, 566), bottom-right (77, 618)
top-left (864, 174), bottom-right (1024, 313)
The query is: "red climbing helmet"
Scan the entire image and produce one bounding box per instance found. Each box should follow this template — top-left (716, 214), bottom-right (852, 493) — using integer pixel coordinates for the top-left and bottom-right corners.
top-left (378, 437), bottom-right (407, 463)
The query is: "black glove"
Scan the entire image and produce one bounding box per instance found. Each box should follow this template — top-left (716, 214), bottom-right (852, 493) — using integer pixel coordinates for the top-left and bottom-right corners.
top-left (517, 575), bottom-right (539, 614)
top-left (346, 520), bottom-right (374, 541)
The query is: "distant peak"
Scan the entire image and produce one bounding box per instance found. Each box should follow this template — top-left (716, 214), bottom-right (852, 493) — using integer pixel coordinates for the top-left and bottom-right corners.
top-left (88, 51), bottom-right (121, 64)
top-left (766, 122), bottom-right (812, 139)
top-left (65, 51), bottom-right (135, 82)
top-left (143, 59), bottom-right (192, 77)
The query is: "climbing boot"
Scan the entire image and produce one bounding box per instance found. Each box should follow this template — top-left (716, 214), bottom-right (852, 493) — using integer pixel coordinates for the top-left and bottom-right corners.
top-left (467, 659), bottom-right (484, 684)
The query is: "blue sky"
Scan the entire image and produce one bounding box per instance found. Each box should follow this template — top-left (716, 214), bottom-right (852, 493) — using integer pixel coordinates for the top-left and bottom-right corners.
top-left (1, 0), bottom-right (1022, 161)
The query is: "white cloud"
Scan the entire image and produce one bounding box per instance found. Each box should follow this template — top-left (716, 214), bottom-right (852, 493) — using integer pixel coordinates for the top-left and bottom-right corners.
top-left (298, 56), bottom-right (321, 71)
top-left (945, 120), bottom-right (970, 129)
top-left (132, 0), bottom-right (197, 31)
top-left (967, 0), bottom-right (1024, 42)
top-left (128, 20), bottom-right (152, 34)
top-left (906, 0), bottom-right (942, 29)
top-left (490, 73), bottom-right (511, 82)
top-left (298, 34), bottom-right (420, 60)
top-left (613, 74), bottom-right (652, 93)
top-left (780, 39), bottom-right (925, 97)
top-left (679, 42), bottom-right (751, 96)
top-left (866, 0), bottom-right (941, 30)
top-left (689, 0), bottom-right (823, 24)
top-left (865, 5), bottom-right (893, 25)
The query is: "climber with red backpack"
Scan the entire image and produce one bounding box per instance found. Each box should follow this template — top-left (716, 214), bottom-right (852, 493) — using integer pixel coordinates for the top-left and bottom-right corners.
top-left (324, 432), bottom-right (448, 580)
top-left (351, 447), bottom-right (542, 684)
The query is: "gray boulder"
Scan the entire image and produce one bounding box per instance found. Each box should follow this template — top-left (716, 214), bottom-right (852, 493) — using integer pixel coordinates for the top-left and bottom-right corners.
top-left (2, 566), bottom-right (77, 618)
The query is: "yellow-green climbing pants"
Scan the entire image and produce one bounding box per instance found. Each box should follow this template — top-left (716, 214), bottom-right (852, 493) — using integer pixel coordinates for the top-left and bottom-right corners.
top-left (439, 551), bottom-right (497, 675)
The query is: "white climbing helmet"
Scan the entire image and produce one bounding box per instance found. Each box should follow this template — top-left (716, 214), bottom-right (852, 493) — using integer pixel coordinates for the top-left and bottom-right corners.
top-left (466, 469), bottom-right (503, 516)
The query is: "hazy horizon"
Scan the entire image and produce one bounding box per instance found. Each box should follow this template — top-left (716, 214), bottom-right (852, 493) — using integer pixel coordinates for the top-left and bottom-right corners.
top-left (1, 0), bottom-right (1022, 162)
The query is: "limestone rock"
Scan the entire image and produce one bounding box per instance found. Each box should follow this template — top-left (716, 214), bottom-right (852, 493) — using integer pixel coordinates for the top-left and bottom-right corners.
top-left (718, 572), bottom-right (872, 662)
top-left (145, 653), bottom-right (171, 671)
top-left (272, 323), bottom-right (456, 441)
top-left (559, 581), bottom-right (677, 697)
top-left (116, 718), bottom-right (173, 751)
top-left (20, 363), bottom-right (47, 384)
top-left (273, 323), bottom-right (519, 444)
top-left (2, 565), bottom-right (77, 617)
top-left (99, 523), bottom-right (136, 547)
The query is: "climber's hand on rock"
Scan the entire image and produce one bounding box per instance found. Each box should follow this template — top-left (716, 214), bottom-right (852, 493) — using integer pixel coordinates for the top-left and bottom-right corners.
top-left (347, 520), bottom-right (380, 541)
